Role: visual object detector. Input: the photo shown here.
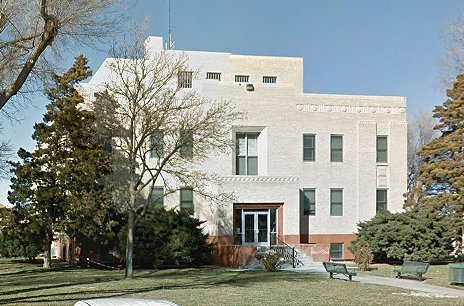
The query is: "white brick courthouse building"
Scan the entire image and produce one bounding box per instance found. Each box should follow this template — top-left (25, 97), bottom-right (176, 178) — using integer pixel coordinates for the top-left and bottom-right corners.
top-left (83, 37), bottom-right (407, 266)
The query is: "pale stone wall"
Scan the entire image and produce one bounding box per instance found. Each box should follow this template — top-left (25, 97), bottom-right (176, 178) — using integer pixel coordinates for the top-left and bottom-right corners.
top-left (85, 36), bottom-right (407, 249)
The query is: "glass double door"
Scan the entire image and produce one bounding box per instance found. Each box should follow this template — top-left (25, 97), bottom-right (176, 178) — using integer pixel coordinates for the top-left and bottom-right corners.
top-left (242, 211), bottom-right (269, 246)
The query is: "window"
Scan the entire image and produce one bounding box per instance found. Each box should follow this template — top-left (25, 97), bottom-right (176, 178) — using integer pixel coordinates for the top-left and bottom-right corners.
top-left (150, 186), bottom-right (164, 209)
top-left (376, 189), bottom-right (388, 214)
top-left (178, 71), bottom-right (193, 88)
top-left (104, 141), bottom-right (113, 154)
top-left (330, 135), bottom-right (343, 162)
top-left (303, 134), bottom-right (315, 161)
top-left (236, 133), bottom-right (258, 175)
top-left (263, 76), bottom-right (277, 84)
top-left (377, 136), bottom-right (388, 163)
top-left (330, 243), bottom-right (343, 260)
top-left (302, 189), bottom-right (316, 216)
top-left (150, 130), bottom-right (164, 158)
top-left (180, 188), bottom-right (194, 214)
top-left (206, 72), bottom-right (221, 81)
top-left (330, 189), bottom-right (343, 216)
top-left (180, 131), bottom-right (193, 158)
top-left (235, 75), bottom-right (249, 83)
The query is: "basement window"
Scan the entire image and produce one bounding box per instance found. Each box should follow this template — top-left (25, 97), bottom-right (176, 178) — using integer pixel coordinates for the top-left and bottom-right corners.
top-left (330, 243), bottom-right (343, 260)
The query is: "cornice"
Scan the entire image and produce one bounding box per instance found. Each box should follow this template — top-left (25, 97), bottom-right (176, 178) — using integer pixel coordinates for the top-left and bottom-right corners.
top-left (218, 176), bottom-right (299, 183)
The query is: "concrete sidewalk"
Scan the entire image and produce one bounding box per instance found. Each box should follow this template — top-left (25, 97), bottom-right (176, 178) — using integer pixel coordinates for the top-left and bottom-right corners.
top-left (283, 262), bottom-right (464, 298)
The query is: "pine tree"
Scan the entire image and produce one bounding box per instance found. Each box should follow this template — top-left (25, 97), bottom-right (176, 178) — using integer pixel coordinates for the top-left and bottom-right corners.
top-left (8, 56), bottom-right (112, 267)
top-left (416, 74), bottom-right (464, 255)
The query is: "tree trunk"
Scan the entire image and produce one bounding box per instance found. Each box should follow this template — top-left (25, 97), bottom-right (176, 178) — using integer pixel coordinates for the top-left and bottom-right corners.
top-left (43, 233), bottom-right (52, 268)
top-left (456, 227), bottom-right (463, 256)
top-left (125, 208), bottom-right (135, 279)
top-left (69, 236), bottom-right (76, 265)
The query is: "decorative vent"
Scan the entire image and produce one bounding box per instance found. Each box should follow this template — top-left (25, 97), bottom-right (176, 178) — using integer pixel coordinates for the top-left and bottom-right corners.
top-left (178, 71), bottom-right (192, 88)
top-left (263, 76), bottom-right (277, 84)
top-left (235, 75), bottom-right (249, 83)
top-left (206, 72), bottom-right (221, 81)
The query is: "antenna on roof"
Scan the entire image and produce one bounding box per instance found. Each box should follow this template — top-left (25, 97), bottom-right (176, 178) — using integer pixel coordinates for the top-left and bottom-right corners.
top-left (167, 0), bottom-right (175, 50)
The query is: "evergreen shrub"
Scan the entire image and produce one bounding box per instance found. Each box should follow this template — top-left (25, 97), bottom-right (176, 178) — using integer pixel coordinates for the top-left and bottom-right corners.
top-left (118, 207), bottom-right (213, 268)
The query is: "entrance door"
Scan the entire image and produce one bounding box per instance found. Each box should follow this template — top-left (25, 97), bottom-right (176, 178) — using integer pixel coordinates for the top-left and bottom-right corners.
top-left (242, 211), bottom-right (269, 246)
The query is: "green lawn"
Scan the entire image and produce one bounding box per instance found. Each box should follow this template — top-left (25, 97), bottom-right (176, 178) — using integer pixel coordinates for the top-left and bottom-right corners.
top-left (361, 263), bottom-right (464, 289)
top-left (1, 258), bottom-right (463, 306)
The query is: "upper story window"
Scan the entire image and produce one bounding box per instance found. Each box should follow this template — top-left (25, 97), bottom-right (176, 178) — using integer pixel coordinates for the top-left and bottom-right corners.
top-left (206, 72), bottom-right (221, 81)
top-left (330, 135), bottom-right (343, 162)
top-left (149, 130), bottom-right (164, 159)
top-left (235, 75), bottom-right (249, 83)
top-left (180, 131), bottom-right (193, 158)
top-left (330, 189), bottom-right (343, 216)
top-left (180, 188), bottom-right (194, 214)
top-left (376, 189), bottom-right (387, 214)
top-left (376, 136), bottom-right (388, 163)
top-left (236, 133), bottom-right (258, 175)
top-left (301, 188), bottom-right (316, 216)
top-left (303, 134), bottom-right (315, 161)
top-left (150, 186), bottom-right (164, 209)
top-left (263, 76), bottom-right (277, 84)
top-left (178, 71), bottom-right (193, 88)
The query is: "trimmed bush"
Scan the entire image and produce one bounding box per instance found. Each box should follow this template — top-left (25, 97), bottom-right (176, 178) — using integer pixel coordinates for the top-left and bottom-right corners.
top-left (256, 251), bottom-right (283, 272)
top-left (349, 239), bottom-right (373, 271)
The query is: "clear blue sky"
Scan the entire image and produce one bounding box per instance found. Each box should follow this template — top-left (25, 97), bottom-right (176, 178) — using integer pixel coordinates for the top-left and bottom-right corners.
top-left (1, 0), bottom-right (463, 205)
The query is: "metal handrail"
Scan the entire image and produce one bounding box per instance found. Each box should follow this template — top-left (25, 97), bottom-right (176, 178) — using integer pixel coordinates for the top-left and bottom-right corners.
top-left (269, 232), bottom-right (303, 268)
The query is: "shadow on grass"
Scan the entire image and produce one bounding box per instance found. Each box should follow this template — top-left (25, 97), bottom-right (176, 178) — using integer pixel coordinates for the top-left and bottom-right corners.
top-left (0, 266), bottom-right (324, 305)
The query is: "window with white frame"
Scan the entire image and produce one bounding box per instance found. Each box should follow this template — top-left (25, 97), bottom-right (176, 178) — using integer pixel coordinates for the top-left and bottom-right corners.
top-left (206, 72), bottom-right (221, 81)
top-left (150, 186), bottom-right (164, 209)
top-left (330, 189), bottom-right (343, 216)
top-left (178, 71), bottom-right (193, 88)
top-left (235, 75), bottom-right (249, 83)
top-left (303, 134), bottom-right (315, 161)
top-left (180, 188), bottom-right (194, 214)
top-left (302, 189), bottom-right (316, 216)
top-left (180, 131), bottom-right (193, 158)
top-left (149, 130), bottom-right (164, 159)
top-left (236, 133), bottom-right (258, 175)
top-left (377, 136), bottom-right (388, 163)
top-left (376, 189), bottom-right (388, 214)
top-left (330, 135), bottom-right (343, 162)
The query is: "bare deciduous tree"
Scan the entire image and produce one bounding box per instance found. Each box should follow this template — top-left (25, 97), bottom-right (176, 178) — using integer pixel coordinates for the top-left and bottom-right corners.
top-left (0, 0), bottom-right (122, 112)
top-left (84, 34), bottom-right (243, 279)
top-left (440, 11), bottom-right (464, 88)
top-left (404, 110), bottom-right (438, 208)
top-left (0, 125), bottom-right (12, 178)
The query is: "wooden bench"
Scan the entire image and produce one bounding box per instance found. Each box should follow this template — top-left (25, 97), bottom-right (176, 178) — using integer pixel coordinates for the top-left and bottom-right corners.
top-left (323, 262), bottom-right (357, 281)
top-left (394, 261), bottom-right (430, 281)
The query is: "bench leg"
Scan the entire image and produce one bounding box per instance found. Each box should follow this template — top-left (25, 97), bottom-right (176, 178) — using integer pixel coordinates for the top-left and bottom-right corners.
top-left (419, 275), bottom-right (423, 281)
top-left (396, 272), bottom-right (401, 279)
top-left (329, 272), bottom-right (333, 279)
top-left (349, 275), bottom-right (352, 281)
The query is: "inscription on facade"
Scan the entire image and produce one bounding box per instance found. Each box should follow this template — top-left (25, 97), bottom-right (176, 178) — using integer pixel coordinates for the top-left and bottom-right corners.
top-left (296, 104), bottom-right (406, 114)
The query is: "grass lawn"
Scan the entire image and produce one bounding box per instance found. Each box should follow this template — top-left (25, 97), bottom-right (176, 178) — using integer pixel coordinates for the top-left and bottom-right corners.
top-left (1, 258), bottom-right (464, 306)
top-left (361, 263), bottom-right (464, 289)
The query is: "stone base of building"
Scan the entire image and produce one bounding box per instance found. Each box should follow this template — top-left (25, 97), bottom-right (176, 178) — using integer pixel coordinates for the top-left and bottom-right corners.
top-left (209, 233), bottom-right (357, 267)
